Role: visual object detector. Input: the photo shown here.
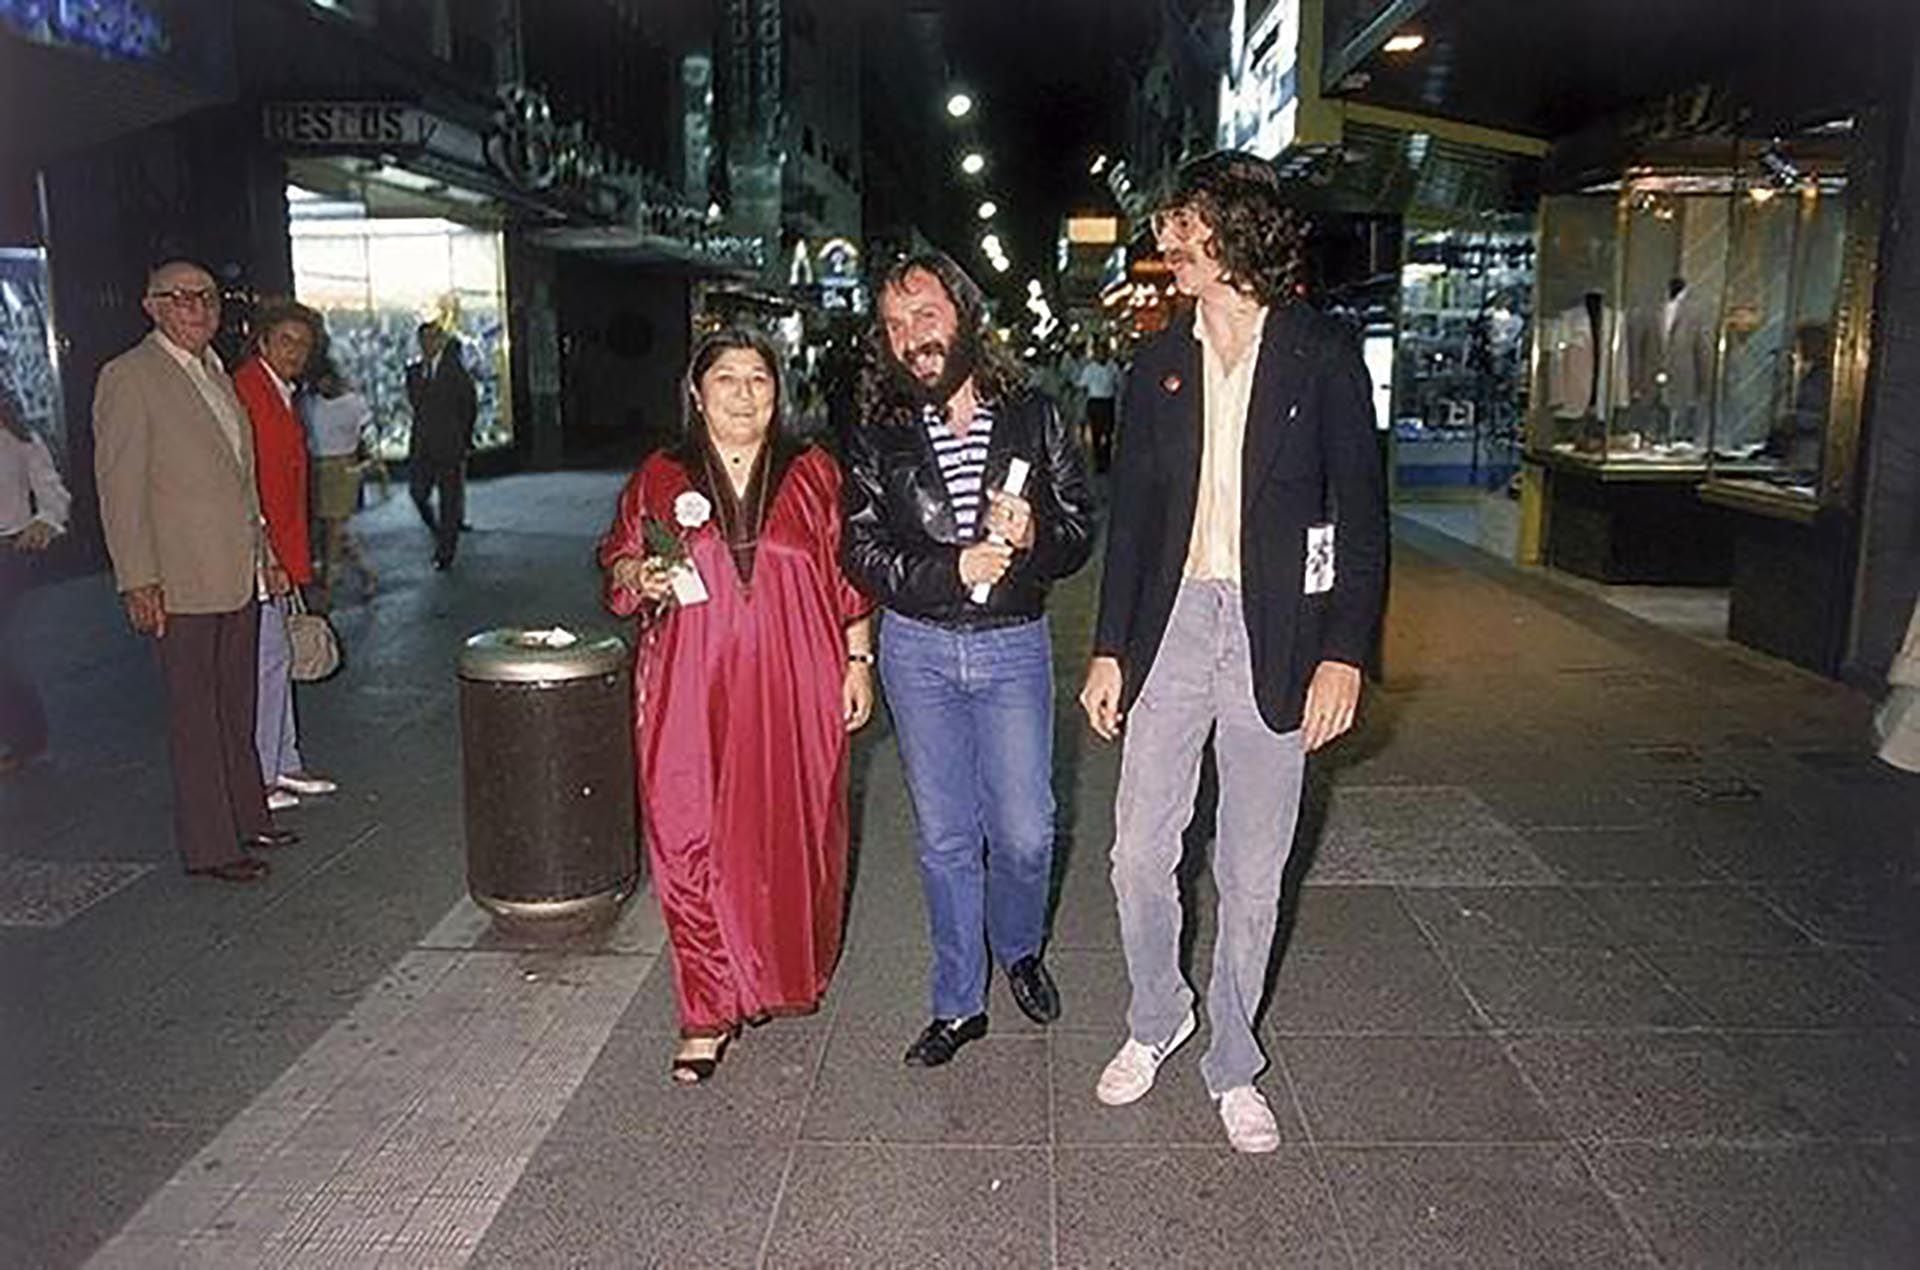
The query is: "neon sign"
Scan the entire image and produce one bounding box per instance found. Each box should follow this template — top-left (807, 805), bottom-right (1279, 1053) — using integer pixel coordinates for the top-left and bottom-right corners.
top-left (1217, 0), bottom-right (1300, 158)
top-left (0, 0), bottom-right (171, 61)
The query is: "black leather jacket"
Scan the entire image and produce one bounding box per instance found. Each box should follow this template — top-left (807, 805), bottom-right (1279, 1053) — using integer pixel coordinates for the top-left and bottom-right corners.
top-left (842, 386), bottom-right (1094, 628)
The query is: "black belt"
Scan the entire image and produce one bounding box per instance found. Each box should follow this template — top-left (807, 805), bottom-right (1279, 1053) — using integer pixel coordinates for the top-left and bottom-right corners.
top-left (887, 609), bottom-right (1042, 634)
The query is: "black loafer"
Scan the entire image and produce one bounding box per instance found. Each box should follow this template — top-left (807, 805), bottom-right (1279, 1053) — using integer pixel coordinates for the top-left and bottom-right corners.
top-left (1007, 955), bottom-right (1061, 1024)
top-left (903, 1014), bottom-right (988, 1067)
top-left (242, 829), bottom-right (300, 850)
top-left (188, 857), bottom-right (270, 883)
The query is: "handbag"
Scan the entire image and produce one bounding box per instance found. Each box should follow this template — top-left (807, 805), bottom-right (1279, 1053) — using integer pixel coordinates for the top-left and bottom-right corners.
top-left (285, 588), bottom-right (342, 682)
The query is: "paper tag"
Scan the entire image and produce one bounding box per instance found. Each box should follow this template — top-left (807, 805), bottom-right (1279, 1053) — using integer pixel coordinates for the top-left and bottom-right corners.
top-left (669, 560), bottom-right (709, 607)
top-left (1304, 523), bottom-right (1336, 595)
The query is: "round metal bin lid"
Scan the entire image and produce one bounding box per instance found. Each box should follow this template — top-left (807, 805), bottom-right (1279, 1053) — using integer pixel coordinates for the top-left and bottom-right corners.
top-left (459, 627), bottom-right (628, 683)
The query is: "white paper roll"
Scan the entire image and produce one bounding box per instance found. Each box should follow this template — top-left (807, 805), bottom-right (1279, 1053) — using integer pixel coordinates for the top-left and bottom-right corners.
top-left (969, 456), bottom-right (1032, 605)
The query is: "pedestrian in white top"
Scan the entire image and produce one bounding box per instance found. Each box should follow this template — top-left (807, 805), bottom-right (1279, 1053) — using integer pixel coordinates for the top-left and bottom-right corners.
top-left (0, 383), bottom-right (71, 774)
top-left (302, 359), bottom-right (378, 604)
top-left (1075, 347), bottom-right (1123, 473)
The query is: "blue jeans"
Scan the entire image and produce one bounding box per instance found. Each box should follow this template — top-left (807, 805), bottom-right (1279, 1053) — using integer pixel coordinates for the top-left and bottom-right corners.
top-left (880, 611), bottom-right (1056, 1020)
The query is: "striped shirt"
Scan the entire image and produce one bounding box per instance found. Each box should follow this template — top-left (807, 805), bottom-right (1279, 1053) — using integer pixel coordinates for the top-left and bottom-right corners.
top-left (923, 402), bottom-right (995, 540)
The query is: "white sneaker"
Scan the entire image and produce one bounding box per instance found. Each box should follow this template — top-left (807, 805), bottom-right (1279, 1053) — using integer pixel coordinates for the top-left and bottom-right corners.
top-left (1216, 1085), bottom-right (1280, 1154)
top-left (266, 789), bottom-right (300, 813)
top-left (276, 771), bottom-right (338, 796)
top-left (1095, 1011), bottom-right (1197, 1106)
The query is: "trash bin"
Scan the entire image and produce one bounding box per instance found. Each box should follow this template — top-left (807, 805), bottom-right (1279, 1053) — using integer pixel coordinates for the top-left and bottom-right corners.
top-left (458, 626), bottom-right (638, 928)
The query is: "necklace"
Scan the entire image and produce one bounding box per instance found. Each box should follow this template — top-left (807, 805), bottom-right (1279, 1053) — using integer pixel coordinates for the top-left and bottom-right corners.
top-left (700, 441), bottom-right (772, 589)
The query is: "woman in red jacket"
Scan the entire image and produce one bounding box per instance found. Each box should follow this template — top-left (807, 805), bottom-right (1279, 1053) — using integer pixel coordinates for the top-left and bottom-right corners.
top-left (233, 301), bottom-right (337, 811)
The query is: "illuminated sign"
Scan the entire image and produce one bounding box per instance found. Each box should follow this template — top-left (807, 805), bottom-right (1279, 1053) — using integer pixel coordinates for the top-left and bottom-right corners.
top-left (817, 237), bottom-right (861, 284)
top-left (0, 0), bottom-right (169, 60)
top-left (264, 102), bottom-right (441, 149)
top-left (1217, 0), bottom-right (1300, 158)
top-left (1065, 216), bottom-right (1120, 245)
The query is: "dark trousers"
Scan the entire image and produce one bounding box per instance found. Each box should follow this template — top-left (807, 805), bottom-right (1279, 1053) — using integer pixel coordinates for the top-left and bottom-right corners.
top-left (0, 548), bottom-right (47, 758)
top-left (157, 605), bottom-right (269, 870)
top-left (409, 461), bottom-right (465, 565)
top-left (1087, 398), bottom-right (1116, 474)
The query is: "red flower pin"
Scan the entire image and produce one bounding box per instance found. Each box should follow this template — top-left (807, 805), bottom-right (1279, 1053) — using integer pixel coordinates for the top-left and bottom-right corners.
top-left (1162, 373), bottom-right (1183, 394)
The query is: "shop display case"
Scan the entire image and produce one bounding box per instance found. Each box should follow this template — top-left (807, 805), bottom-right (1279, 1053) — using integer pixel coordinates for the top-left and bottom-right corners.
top-left (1527, 183), bottom-right (1744, 581)
top-left (1530, 125), bottom-right (1869, 499)
top-left (1524, 117), bottom-right (1880, 656)
top-left (1697, 121), bottom-right (1880, 673)
top-left (1531, 179), bottom-right (1768, 475)
top-left (1701, 127), bottom-right (1863, 514)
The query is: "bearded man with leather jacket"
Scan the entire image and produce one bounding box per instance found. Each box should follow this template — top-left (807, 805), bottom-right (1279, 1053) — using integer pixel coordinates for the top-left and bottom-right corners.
top-left (842, 251), bottom-right (1094, 1067)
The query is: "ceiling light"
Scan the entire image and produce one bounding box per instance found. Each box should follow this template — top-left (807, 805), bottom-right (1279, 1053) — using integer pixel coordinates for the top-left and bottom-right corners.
top-left (1383, 33), bottom-right (1425, 53)
top-left (981, 233), bottom-right (1002, 255)
top-left (992, 257), bottom-right (1010, 273)
top-left (960, 152), bottom-right (986, 176)
top-left (977, 200), bottom-right (997, 220)
top-left (946, 92), bottom-right (974, 119)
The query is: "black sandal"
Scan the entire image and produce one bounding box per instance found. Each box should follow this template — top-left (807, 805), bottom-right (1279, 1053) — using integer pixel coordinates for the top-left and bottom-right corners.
top-left (671, 1032), bottom-right (731, 1084)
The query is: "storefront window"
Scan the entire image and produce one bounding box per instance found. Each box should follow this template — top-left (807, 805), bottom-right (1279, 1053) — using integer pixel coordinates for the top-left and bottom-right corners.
top-left (289, 209), bottom-right (511, 460)
top-left (1712, 147), bottom-right (1850, 498)
top-left (1615, 183), bottom-right (1729, 459)
top-left (1392, 225), bottom-right (1534, 490)
top-left (1531, 125), bottom-right (1862, 505)
top-left (1530, 194), bottom-right (1622, 459)
top-left (0, 248), bottom-right (64, 457)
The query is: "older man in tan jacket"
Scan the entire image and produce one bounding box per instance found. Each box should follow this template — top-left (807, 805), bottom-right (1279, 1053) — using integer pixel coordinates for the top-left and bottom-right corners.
top-left (94, 259), bottom-right (298, 882)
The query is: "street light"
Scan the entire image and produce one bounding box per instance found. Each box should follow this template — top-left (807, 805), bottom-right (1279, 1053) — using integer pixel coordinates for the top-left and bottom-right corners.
top-left (981, 232), bottom-right (1003, 256)
top-left (1089, 153), bottom-right (1108, 176)
top-left (946, 92), bottom-right (974, 119)
top-left (960, 151), bottom-right (986, 176)
top-left (977, 200), bottom-right (998, 220)
top-left (992, 257), bottom-right (1010, 273)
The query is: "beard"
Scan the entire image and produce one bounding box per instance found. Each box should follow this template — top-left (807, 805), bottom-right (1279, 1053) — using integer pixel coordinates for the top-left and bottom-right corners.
top-left (889, 324), bottom-right (981, 409)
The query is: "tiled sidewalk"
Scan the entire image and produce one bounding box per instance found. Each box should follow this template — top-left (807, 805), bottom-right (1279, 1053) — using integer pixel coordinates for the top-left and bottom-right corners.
top-left (3, 474), bottom-right (1915, 1267)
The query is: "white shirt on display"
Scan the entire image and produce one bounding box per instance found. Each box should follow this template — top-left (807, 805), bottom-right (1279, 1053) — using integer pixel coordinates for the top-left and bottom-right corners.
top-left (0, 429), bottom-right (71, 537)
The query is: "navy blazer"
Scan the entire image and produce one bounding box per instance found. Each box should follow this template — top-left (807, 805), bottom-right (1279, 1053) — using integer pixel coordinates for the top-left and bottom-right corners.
top-left (1092, 302), bottom-right (1387, 734)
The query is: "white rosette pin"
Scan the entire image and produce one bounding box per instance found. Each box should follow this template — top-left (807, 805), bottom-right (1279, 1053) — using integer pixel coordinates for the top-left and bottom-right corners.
top-left (675, 490), bottom-right (712, 530)
top-left (665, 490), bottom-right (712, 606)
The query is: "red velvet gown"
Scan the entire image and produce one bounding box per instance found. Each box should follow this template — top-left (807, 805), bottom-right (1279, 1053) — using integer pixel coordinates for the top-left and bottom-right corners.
top-left (600, 447), bottom-right (869, 1036)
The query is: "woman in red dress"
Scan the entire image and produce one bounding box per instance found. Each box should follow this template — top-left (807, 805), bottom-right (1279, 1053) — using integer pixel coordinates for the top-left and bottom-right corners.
top-left (600, 326), bottom-right (874, 1083)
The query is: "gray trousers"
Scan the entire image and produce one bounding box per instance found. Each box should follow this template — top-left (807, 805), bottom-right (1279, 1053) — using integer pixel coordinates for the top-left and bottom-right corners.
top-left (256, 598), bottom-right (305, 786)
top-left (1111, 580), bottom-right (1305, 1095)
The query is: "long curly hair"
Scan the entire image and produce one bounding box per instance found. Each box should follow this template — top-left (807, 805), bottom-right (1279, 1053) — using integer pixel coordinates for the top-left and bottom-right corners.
top-left (857, 250), bottom-right (1027, 424)
top-left (1164, 150), bottom-right (1307, 307)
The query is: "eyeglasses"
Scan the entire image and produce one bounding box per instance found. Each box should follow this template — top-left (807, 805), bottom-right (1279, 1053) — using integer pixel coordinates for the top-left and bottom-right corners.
top-left (1150, 205), bottom-right (1207, 247)
top-left (147, 288), bottom-right (220, 309)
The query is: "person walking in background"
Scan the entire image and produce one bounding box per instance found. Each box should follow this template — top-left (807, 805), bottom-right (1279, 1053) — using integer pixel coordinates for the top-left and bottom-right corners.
top-left (303, 359), bottom-right (377, 606)
top-left (843, 251), bottom-right (1094, 1067)
top-left (600, 325), bottom-right (874, 1084)
top-left (1080, 152), bottom-right (1388, 1152)
top-left (93, 259), bottom-right (298, 883)
top-left (0, 382), bottom-right (70, 776)
top-left (233, 300), bottom-right (338, 814)
top-left (1075, 342), bottom-right (1122, 474)
top-left (405, 322), bottom-right (476, 571)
